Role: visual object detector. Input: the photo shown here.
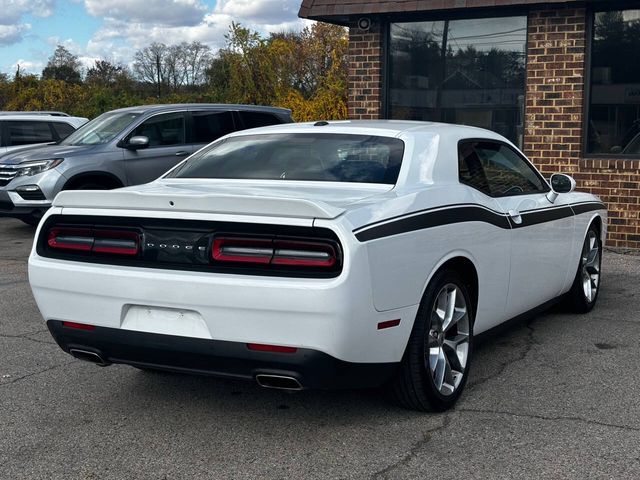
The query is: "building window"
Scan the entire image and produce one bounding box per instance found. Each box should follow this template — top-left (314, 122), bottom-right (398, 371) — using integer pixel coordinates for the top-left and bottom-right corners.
top-left (588, 9), bottom-right (640, 156)
top-left (388, 16), bottom-right (527, 147)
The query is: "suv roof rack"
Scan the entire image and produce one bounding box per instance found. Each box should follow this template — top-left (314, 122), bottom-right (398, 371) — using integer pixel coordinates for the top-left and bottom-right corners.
top-left (0, 111), bottom-right (70, 117)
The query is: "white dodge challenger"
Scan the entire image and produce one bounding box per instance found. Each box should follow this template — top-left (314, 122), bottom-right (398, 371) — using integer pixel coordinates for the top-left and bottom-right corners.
top-left (28, 121), bottom-right (606, 411)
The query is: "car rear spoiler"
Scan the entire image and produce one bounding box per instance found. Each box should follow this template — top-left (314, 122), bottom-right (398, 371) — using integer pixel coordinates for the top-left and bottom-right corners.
top-left (52, 190), bottom-right (345, 219)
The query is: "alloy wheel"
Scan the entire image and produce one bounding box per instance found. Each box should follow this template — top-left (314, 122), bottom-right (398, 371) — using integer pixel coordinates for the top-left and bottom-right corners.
top-left (581, 230), bottom-right (601, 303)
top-left (425, 283), bottom-right (470, 396)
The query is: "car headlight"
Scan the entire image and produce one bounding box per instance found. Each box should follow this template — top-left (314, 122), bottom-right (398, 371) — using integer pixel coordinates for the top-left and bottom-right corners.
top-left (13, 159), bottom-right (64, 177)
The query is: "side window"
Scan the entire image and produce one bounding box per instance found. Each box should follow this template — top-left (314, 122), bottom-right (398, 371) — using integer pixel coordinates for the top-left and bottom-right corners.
top-left (130, 113), bottom-right (185, 147)
top-left (474, 142), bottom-right (547, 196)
top-left (238, 111), bottom-right (281, 129)
top-left (458, 141), bottom-right (492, 196)
top-left (191, 111), bottom-right (235, 144)
top-left (51, 122), bottom-right (75, 140)
top-left (6, 121), bottom-right (54, 146)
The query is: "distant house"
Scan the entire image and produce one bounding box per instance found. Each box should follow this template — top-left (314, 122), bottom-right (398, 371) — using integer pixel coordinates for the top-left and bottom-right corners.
top-left (299, 0), bottom-right (640, 249)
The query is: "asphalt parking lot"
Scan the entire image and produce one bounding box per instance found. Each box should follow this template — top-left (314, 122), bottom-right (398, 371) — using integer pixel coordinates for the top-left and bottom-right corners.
top-left (1, 217), bottom-right (639, 480)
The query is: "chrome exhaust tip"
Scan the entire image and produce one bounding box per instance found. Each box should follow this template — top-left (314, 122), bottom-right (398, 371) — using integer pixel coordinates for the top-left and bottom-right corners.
top-left (255, 374), bottom-right (303, 391)
top-left (69, 348), bottom-right (111, 367)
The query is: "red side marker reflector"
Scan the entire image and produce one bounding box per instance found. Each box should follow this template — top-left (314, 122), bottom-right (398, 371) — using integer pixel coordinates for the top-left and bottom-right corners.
top-left (61, 321), bottom-right (96, 331)
top-left (377, 319), bottom-right (401, 330)
top-left (247, 343), bottom-right (297, 354)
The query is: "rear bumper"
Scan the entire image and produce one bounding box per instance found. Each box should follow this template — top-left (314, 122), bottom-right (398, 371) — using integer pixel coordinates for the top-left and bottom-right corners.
top-left (47, 320), bottom-right (399, 389)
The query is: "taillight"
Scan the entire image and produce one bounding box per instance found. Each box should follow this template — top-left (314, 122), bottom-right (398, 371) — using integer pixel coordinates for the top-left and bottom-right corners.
top-left (47, 228), bottom-right (93, 251)
top-left (47, 227), bottom-right (139, 256)
top-left (212, 237), bottom-right (273, 264)
top-left (272, 240), bottom-right (336, 267)
top-left (212, 236), bottom-right (338, 268)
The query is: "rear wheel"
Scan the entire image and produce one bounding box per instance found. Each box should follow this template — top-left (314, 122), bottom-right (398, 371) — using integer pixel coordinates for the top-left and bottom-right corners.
top-left (389, 270), bottom-right (473, 411)
top-left (564, 226), bottom-right (602, 313)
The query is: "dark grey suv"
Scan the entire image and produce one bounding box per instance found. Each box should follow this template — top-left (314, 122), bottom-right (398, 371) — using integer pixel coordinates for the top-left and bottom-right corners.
top-left (0, 104), bottom-right (292, 225)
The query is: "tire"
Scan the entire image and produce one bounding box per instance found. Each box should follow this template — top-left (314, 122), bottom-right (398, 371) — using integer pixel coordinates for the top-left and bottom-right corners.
top-left (563, 226), bottom-right (602, 313)
top-left (389, 269), bottom-right (474, 412)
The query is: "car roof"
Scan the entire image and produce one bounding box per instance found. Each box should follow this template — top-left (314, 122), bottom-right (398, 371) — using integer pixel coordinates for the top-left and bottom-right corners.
top-left (106, 103), bottom-right (292, 116)
top-left (0, 111), bottom-right (70, 116)
top-left (0, 114), bottom-right (88, 123)
top-left (224, 119), bottom-right (508, 141)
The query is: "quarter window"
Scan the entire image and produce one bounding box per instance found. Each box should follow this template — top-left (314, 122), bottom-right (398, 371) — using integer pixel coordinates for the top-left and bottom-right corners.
top-left (459, 141), bottom-right (547, 196)
top-left (191, 111), bottom-right (235, 144)
top-left (130, 113), bottom-right (185, 147)
top-left (238, 111), bottom-right (281, 129)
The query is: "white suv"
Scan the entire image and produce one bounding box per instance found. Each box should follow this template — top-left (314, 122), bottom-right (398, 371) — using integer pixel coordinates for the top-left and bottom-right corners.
top-left (0, 112), bottom-right (88, 156)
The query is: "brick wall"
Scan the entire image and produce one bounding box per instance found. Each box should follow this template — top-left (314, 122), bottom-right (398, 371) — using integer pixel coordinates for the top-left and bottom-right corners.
top-left (524, 8), bottom-right (586, 177)
top-left (347, 20), bottom-right (383, 119)
top-left (524, 7), bottom-right (640, 249)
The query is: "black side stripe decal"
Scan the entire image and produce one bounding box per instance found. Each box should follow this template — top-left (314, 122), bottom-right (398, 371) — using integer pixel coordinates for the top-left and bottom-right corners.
top-left (355, 206), bottom-right (510, 242)
top-left (571, 202), bottom-right (607, 215)
top-left (355, 201), bottom-right (606, 242)
top-left (514, 206), bottom-right (574, 228)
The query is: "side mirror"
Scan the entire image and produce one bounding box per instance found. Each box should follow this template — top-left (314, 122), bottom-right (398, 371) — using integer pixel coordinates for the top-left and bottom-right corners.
top-left (547, 173), bottom-right (576, 203)
top-left (124, 135), bottom-right (149, 150)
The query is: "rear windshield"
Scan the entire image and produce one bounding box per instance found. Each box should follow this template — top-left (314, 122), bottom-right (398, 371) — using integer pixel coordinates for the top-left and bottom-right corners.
top-left (166, 133), bottom-right (405, 184)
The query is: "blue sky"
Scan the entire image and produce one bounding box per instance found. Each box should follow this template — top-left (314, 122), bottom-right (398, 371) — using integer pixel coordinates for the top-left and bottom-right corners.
top-left (0, 0), bottom-right (306, 75)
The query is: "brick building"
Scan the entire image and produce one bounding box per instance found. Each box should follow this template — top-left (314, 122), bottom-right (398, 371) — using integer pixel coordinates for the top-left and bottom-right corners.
top-left (299, 0), bottom-right (640, 249)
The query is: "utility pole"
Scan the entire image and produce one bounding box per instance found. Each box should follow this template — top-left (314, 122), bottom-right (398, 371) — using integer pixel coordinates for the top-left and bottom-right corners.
top-left (156, 53), bottom-right (161, 98)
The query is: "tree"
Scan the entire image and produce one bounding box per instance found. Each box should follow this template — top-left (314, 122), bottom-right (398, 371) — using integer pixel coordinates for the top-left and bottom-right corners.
top-left (41, 45), bottom-right (83, 84)
top-left (133, 43), bottom-right (168, 96)
top-left (182, 41), bottom-right (212, 87)
top-left (86, 60), bottom-right (126, 85)
top-left (133, 41), bottom-right (213, 95)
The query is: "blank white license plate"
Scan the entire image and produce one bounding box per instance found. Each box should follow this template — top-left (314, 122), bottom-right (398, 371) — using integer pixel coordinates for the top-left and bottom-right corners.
top-left (121, 305), bottom-right (211, 339)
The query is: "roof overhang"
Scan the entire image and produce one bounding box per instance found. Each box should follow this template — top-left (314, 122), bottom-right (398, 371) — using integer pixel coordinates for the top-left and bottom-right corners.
top-left (299, 0), bottom-right (595, 25)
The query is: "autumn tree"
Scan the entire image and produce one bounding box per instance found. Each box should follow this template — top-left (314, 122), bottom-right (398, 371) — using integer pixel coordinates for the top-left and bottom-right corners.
top-left (86, 60), bottom-right (129, 86)
top-left (42, 45), bottom-right (83, 84)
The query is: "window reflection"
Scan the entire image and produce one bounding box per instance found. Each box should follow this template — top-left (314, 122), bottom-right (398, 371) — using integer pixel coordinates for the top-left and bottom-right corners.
top-left (588, 10), bottom-right (640, 155)
top-left (388, 17), bottom-right (527, 147)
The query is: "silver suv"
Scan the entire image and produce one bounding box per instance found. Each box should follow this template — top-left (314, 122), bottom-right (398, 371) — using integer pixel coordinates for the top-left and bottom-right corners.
top-left (0, 104), bottom-right (292, 225)
top-left (0, 112), bottom-right (88, 156)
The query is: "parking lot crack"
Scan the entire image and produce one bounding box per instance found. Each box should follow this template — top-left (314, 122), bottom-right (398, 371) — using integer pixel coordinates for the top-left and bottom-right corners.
top-left (0, 329), bottom-right (54, 346)
top-left (0, 360), bottom-right (77, 387)
top-left (458, 407), bottom-right (640, 433)
top-left (371, 414), bottom-right (452, 479)
top-left (469, 321), bottom-right (537, 391)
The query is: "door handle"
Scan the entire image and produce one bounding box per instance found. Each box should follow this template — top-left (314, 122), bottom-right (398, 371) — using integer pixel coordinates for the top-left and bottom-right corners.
top-left (508, 209), bottom-right (523, 225)
top-left (175, 151), bottom-right (189, 156)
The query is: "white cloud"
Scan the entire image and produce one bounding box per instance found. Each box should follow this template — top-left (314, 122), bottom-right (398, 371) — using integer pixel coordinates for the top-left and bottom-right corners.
top-left (3, 0), bottom-right (310, 73)
top-left (84, 0), bottom-right (208, 27)
top-left (0, 24), bottom-right (31, 45)
top-left (0, 0), bottom-right (55, 45)
top-left (1, 0), bottom-right (55, 24)
top-left (12, 59), bottom-right (45, 74)
top-left (215, 0), bottom-right (300, 25)
top-left (81, 0), bottom-right (308, 66)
